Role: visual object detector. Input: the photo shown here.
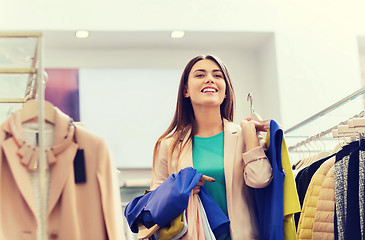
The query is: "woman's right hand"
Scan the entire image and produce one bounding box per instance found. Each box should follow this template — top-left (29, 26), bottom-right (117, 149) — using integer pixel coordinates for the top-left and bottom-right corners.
top-left (193, 175), bottom-right (215, 194)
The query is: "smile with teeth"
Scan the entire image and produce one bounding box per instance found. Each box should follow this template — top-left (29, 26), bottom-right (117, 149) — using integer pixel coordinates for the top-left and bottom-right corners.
top-left (201, 87), bottom-right (218, 93)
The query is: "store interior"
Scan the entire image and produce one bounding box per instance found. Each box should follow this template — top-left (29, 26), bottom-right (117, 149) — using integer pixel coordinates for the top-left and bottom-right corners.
top-left (1, 1), bottom-right (365, 239)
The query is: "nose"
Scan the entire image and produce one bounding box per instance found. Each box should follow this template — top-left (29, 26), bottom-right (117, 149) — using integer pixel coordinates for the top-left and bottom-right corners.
top-left (205, 75), bottom-right (215, 84)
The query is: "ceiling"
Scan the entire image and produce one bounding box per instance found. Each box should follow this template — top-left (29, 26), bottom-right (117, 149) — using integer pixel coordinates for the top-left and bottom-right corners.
top-left (43, 31), bottom-right (273, 51)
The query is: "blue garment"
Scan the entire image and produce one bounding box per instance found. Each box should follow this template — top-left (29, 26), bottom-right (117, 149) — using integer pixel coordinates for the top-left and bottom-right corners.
top-left (124, 167), bottom-right (230, 238)
top-left (199, 187), bottom-right (230, 238)
top-left (124, 167), bottom-right (202, 233)
top-left (253, 120), bottom-right (285, 240)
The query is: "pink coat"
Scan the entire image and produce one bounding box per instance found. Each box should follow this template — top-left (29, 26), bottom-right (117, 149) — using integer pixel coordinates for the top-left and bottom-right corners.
top-left (0, 109), bottom-right (124, 240)
top-left (151, 119), bottom-right (272, 239)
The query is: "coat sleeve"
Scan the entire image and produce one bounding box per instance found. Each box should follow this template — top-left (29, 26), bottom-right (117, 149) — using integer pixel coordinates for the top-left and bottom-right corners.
top-left (150, 138), bottom-right (170, 190)
top-left (96, 138), bottom-right (126, 240)
top-left (242, 146), bottom-right (272, 188)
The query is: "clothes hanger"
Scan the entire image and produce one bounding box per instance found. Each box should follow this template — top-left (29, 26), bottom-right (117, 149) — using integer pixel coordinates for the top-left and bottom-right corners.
top-left (247, 93), bottom-right (263, 122)
top-left (308, 136), bottom-right (331, 164)
top-left (247, 93), bottom-right (267, 147)
top-left (20, 70), bottom-right (56, 125)
top-left (21, 99), bottom-right (56, 125)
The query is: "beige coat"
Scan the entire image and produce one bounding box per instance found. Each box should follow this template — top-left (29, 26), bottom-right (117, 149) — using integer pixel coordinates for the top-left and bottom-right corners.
top-left (297, 157), bottom-right (335, 240)
top-left (0, 109), bottom-right (124, 240)
top-left (151, 119), bottom-right (272, 239)
top-left (312, 165), bottom-right (335, 239)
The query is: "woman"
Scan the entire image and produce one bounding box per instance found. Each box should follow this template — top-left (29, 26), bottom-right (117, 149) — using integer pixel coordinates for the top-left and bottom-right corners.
top-left (150, 55), bottom-right (272, 239)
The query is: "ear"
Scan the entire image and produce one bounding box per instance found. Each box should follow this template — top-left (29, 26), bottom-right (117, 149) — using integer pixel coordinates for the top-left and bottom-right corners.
top-left (184, 87), bottom-right (190, 98)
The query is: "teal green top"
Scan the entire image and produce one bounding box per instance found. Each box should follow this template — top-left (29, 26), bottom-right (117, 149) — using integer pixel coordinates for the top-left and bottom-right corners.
top-left (192, 131), bottom-right (229, 217)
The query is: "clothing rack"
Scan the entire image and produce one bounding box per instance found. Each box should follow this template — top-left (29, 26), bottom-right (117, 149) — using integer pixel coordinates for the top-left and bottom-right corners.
top-left (288, 111), bottom-right (365, 152)
top-left (0, 32), bottom-right (40, 103)
top-left (0, 32), bottom-right (47, 240)
top-left (285, 87), bottom-right (365, 134)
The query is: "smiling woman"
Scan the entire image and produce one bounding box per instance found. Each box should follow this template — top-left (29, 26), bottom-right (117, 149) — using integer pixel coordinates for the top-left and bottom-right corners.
top-left (149, 55), bottom-right (273, 239)
top-left (184, 59), bottom-right (227, 111)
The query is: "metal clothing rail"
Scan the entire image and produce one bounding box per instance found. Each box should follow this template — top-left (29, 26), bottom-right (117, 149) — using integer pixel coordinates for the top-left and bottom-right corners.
top-left (288, 111), bottom-right (365, 152)
top-left (285, 87), bottom-right (365, 134)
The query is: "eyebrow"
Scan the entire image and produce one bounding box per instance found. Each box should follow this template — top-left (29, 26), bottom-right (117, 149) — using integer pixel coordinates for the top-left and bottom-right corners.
top-left (193, 69), bottom-right (223, 73)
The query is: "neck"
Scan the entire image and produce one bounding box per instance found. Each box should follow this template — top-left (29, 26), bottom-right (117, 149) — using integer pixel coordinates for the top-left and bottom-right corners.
top-left (193, 106), bottom-right (223, 137)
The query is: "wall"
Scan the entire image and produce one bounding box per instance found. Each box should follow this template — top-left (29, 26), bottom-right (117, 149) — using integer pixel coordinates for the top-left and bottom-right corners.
top-left (45, 46), bottom-right (273, 125)
top-left (256, 35), bottom-right (282, 123)
top-left (360, 55), bottom-right (365, 85)
top-left (76, 48), bottom-right (271, 169)
top-left (2, 1), bottom-right (362, 129)
top-left (2, 0), bottom-right (365, 181)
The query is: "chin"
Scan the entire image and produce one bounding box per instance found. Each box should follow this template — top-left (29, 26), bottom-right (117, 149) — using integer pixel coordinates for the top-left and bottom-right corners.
top-left (202, 100), bottom-right (224, 106)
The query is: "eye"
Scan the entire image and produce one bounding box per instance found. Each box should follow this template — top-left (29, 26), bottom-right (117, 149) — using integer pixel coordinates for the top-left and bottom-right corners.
top-left (215, 74), bottom-right (223, 78)
top-left (196, 74), bottom-right (205, 78)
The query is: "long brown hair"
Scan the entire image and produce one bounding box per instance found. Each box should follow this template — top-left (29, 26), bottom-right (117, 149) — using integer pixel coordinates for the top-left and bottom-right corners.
top-left (152, 55), bottom-right (235, 171)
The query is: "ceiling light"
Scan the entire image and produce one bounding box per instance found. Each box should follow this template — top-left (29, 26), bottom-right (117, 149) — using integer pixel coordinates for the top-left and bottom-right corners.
top-left (75, 30), bottom-right (89, 38)
top-left (171, 31), bottom-right (185, 39)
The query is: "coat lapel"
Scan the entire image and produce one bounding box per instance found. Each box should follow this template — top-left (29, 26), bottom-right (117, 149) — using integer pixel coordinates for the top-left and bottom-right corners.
top-left (2, 107), bottom-right (79, 217)
top-left (47, 108), bottom-right (79, 215)
top-left (2, 113), bottom-right (37, 217)
top-left (223, 119), bottom-right (238, 214)
top-left (2, 137), bottom-right (36, 217)
top-left (47, 141), bottom-right (78, 215)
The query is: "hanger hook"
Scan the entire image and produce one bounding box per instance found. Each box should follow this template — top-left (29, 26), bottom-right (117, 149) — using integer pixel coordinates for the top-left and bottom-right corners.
top-left (247, 93), bottom-right (255, 114)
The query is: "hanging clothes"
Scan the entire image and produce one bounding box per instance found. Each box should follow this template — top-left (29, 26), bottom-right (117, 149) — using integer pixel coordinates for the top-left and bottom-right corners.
top-left (334, 140), bottom-right (363, 240)
top-left (280, 134), bottom-right (302, 240)
top-left (294, 153), bottom-right (336, 226)
top-left (334, 141), bottom-right (357, 240)
top-left (359, 140), bottom-right (365, 240)
top-left (312, 165), bottom-right (335, 239)
top-left (296, 138), bottom-right (365, 240)
top-left (0, 108), bottom-right (124, 240)
top-left (253, 120), bottom-right (300, 240)
top-left (296, 156), bottom-right (335, 239)
top-left (345, 140), bottom-right (362, 239)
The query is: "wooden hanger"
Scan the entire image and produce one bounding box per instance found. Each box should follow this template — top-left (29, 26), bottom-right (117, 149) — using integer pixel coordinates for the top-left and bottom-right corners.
top-left (21, 99), bottom-right (56, 124)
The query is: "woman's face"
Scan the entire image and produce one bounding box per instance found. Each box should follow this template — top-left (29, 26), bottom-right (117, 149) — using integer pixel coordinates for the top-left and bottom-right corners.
top-left (184, 59), bottom-right (226, 108)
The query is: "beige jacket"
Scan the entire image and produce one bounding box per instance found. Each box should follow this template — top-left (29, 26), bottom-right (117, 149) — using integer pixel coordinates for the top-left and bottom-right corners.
top-left (0, 109), bottom-right (124, 240)
top-left (297, 157), bottom-right (335, 240)
top-left (151, 119), bottom-right (272, 239)
top-left (312, 164), bottom-right (335, 239)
